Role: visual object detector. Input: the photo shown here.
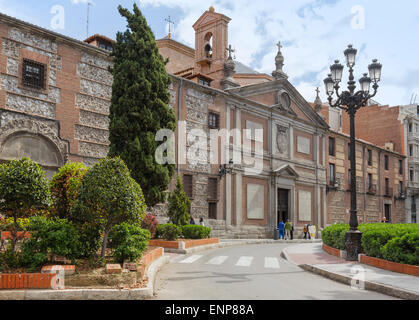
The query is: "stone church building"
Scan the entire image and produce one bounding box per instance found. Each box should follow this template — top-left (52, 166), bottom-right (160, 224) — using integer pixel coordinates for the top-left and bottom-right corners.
top-left (0, 7), bottom-right (333, 238)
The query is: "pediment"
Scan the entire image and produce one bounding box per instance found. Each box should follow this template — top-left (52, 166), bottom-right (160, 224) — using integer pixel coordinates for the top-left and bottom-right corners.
top-left (193, 11), bottom-right (231, 30)
top-left (274, 165), bottom-right (299, 179)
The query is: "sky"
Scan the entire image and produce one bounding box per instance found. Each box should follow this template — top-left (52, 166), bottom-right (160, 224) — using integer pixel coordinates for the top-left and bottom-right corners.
top-left (1, 0), bottom-right (419, 106)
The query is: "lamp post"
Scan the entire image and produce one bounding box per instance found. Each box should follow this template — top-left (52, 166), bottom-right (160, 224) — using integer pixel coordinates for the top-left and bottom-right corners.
top-left (324, 44), bottom-right (382, 261)
top-left (218, 159), bottom-right (234, 179)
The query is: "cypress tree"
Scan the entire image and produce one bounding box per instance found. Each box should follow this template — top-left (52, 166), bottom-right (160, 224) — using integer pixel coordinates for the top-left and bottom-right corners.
top-left (108, 4), bottom-right (176, 207)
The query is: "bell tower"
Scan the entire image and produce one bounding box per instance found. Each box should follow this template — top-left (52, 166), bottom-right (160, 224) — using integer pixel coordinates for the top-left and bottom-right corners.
top-left (192, 6), bottom-right (231, 89)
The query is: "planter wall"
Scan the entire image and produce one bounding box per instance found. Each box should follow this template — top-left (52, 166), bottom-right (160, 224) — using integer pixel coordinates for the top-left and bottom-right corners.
top-left (1, 231), bottom-right (31, 240)
top-left (149, 238), bottom-right (219, 249)
top-left (0, 273), bottom-right (57, 290)
top-left (359, 254), bottom-right (419, 277)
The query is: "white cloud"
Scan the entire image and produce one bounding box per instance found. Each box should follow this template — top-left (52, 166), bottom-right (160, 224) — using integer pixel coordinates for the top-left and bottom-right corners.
top-left (71, 0), bottom-right (94, 5)
top-left (141, 0), bottom-right (419, 106)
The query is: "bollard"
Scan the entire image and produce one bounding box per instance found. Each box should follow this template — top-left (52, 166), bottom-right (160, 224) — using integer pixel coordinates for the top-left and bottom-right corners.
top-left (273, 228), bottom-right (279, 240)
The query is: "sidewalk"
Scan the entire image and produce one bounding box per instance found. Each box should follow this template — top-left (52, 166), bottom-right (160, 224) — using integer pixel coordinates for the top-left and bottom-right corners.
top-left (282, 243), bottom-right (419, 300)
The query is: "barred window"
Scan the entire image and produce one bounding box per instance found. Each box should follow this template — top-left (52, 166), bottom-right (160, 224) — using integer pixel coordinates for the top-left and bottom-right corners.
top-left (22, 59), bottom-right (46, 90)
top-left (209, 112), bottom-right (219, 129)
top-left (183, 174), bottom-right (193, 199)
top-left (208, 202), bottom-right (217, 219)
top-left (208, 178), bottom-right (218, 200)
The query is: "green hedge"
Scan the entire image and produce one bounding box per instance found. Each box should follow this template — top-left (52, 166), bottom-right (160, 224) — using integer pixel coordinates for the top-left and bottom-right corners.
top-left (321, 223), bottom-right (419, 265)
top-left (181, 225), bottom-right (211, 239)
top-left (156, 224), bottom-right (182, 241)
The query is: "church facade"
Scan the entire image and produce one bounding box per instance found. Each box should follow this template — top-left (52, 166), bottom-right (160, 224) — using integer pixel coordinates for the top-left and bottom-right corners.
top-left (0, 8), bottom-right (332, 238)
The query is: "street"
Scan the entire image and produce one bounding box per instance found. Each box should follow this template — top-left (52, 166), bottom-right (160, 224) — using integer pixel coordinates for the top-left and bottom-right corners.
top-left (153, 244), bottom-right (397, 300)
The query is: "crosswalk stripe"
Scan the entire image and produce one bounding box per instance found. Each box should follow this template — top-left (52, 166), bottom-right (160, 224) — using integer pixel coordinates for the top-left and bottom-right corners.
top-left (179, 255), bottom-right (203, 264)
top-left (264, 257), bottom-right (280, 269)
top-left (235, 256), bottom-right (253, 267)
top-left (206, 256), bottom-right (229, 265)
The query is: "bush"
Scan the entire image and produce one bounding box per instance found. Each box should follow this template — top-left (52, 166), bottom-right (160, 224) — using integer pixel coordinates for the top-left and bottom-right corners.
top-left (109, 223), bottom-right (150, 264)
top-left (141, 214), bottom-right (159, 238)
top-left (50, 162), bottom-right (88, 219)
top-left (381, 233), bottom-right (419, 265)
top-left (167, 176), bottom-right (190, 226)
top-left (156, 224), bottom-right (181, 241)
top-left (321, 223), bottom-right (349, 250)
top-left (181, 225), bottom-right (212, 239)
top-left (72, 157), bottom-right (147, 258)
top-left (322, 223), bottom-right (419, 265)
top-left (76, 222), bottom-right (102, 258)
top-left (20, 216), bottom-right (80, 270)
top-left (0, 158), bottom-right (50, 252)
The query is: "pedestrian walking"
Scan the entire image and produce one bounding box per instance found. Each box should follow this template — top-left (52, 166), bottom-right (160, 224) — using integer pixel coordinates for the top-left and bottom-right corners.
top-left (199, 217), bottom-right (205, 226)
top-left (190, 217), bottom-right (195, 225)
top-left (285, 220), bottom-right (291, 240)
top-left (303, 224), bottom-right (311, 240)
top-left (278, 221), bottom-right (285, 239)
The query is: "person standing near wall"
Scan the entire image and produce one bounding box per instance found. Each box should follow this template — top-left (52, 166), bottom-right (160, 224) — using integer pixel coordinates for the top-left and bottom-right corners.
top-left (285, 220), bottom-right (291, 240)
top-left (278, 221), bottom-right (285, 240)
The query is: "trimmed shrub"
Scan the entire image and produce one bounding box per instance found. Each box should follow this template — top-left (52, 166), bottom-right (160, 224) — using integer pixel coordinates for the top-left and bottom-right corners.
top-left (20, 216), bottom-right (80, 270)
top-left (0, 158), bottom-right (50, 253)
top-left (156, 224), bottom-right (181, 241)
top-left (50, 162), bottom-right (88, 219)
top-left (321, 223), bottom-right (348, 250)
top-left (109, 222), bottom-right (150, 264)
top-left (72, 157), bottom-right (147, 258)
top-left (181, 225), bottom-right (212, 239)
top-left (381, 233), bottom-right (419, 265)
top-left (141, 214), bottom-right (159, 238)
top-left (167, 176), bottom-right (191, 226)
top-left (322, 223), bottom-right (419, 265)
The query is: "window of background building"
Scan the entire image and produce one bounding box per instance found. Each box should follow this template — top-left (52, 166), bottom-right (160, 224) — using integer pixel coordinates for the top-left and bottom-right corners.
top-left (385, 178), bottom-right (390, 194)
top-left (198, 77), bottom-right (211, 87)
top-left (329, 164), bottom-right (335, 186)
top-left (410, 170), bottom-right (414, 182)
top-left (368, 149), bottom-right (372, 166)
top-left (208, 178), bottom-right (218, 200)
top-left (399, 160), bottom-right (403, 175)
top-left (409, 123), bottom-right (413, 133)
top-left (368, 173), bottom-right (372, 190)
top-left (410, 145), bottom-right (414, 157)
top-left (208, 112), bottom-right (219, 129)
top-left (208, 202), bottom-right (217, 219)
top-left (329, 137), bottom-right (335, 156)
top-left (399, 181), bottom-right (404, 193)
top-left (22, 59), bottom-right (46, 90)
top-left (384, 155), bottom-right (389, 171)
top-left (183, 174), bottom-right (193, 199)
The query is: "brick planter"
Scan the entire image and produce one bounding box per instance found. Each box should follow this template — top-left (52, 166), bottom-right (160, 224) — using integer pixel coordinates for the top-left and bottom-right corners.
top-left (137, 247), bottom-right (164, 280)
top-left (322, 243), bottom-right (345, 258)
top-left (359, 254), bottom-right (419, 277)
top-left (1, 231), bottom-right (31, 241)
top-left (0, 273), bottom-right (57, 290)
top-left (149, 238), bottom-right (219, 250)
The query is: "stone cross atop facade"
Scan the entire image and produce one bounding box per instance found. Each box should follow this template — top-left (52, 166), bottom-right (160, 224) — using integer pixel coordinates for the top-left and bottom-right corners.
top-left (272, 41), bottom-right (288, 80)
top-left (226, 44), bottom-right (235, 60)
top-left (314, 87), bottom-right (323, 113)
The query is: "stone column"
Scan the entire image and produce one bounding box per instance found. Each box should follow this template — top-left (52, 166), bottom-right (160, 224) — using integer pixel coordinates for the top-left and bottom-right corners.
top-left (235, 172), bottom-right (243, 226)
top-left (225, 105), bottom-right (232, 227)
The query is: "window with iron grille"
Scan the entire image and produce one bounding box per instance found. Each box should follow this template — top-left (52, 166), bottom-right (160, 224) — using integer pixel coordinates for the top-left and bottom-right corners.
top-left (329, 163), bottom-right (335, 186)
top-left (399, 160), bottom-right (403, 175)
top-left (368, 150), bottom-right (372, 166)
top-left (208, 202), bottom-right (217, 219)
top-left (22, 59), bottom-right (46, 90)
top-left (208, 112), bottom-right (219, 129)
top-left (208, 178), bottom-right (218, 200)
top-left (329, 137), bottom-right (335, 156)
top-left (384, 155), bottom-right (389, 171)
top-left (183, 174), bottom-right (193, 199)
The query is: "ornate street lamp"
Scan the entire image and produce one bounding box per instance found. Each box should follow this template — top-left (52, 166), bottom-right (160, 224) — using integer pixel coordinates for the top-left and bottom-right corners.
top-left (218, 159), bottom-right (234, 178)
top-left (324, 44), bottom-right (382, 261)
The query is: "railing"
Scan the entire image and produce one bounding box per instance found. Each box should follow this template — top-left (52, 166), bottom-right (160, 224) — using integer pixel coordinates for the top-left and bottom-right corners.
top-left (367, 184), bottom-right (377, 195)
top-left (384, 187), bottom-right (393, 197)
top-left (395, 188), bottom-right (406, 200)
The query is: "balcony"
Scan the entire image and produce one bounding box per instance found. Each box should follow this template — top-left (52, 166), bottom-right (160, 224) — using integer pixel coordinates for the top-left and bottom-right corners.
top-left (326, 179), bottom-right (340, 193)
top-left (384, 187), bottom-right (393, 198)
top-left (395, 188), bottom-right (406, 200)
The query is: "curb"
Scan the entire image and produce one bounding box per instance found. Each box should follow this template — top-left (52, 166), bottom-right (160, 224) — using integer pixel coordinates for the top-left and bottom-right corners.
top-left (0, 255), bottom-right (171, 300)
top-left (165, 239), bottom-right (322, 254)
top-left (281, 248), bottom-right (419, 300)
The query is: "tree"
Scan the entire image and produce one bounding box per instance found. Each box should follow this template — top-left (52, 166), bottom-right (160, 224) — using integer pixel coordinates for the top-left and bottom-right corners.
top-left (167, 176), bottom-right (191, 226)
top-left (108, 3), bottom-right (176, 207)
top-left (50, 162), bottom-right (88, 219)
top-left (72, 157), bottom-right (146, 259)
top-left (0, 158), bottom-right (50, 253)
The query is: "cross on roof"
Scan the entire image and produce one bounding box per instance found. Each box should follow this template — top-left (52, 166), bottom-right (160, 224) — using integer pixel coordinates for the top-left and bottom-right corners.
top-left (165, 16), bottom-right (175, 38)
top-left (226, 44), bottom-right (235, 59)
top-left (316, 87), bottom-right (320, 97)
